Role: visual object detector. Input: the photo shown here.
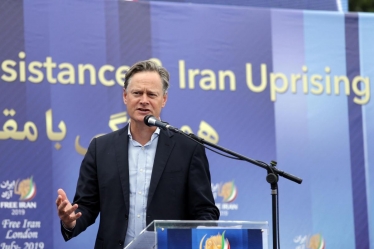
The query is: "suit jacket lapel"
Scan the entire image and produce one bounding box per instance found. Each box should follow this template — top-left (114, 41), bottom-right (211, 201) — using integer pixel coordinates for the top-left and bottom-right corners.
top-left (147, 129), bottom-right (175, 208)
top-left (114, 125), bottom-right (130, 214)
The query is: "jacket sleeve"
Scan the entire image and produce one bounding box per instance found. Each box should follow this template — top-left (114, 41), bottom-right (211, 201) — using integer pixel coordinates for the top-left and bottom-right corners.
top-left (188, 143), bottom-right (220, 220)
top-left (60, 138), bottom-right (101, 240)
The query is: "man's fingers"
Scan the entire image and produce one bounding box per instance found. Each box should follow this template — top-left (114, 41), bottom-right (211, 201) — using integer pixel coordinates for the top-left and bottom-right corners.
top-left (61, 211), bottom-right (81, 228)
top-left (64, 204), bottom-right (78, 216)
top-left (57, 200), bottom-right (70, 212)
top-left (66, 211), bottom-right (82, 221)
top-left (57, 188), bottom-right (68, 201)
top-left (75, 212), bottom-right (82, 219)
top-left (58, 203), bottom-right (81, 223)
top-left (62, 212), bottom-right (81, 222)
top-left (57, 201), bottom-right (76, 221)
top-left (56, 189), bottom-right (71, 210)
top-left (56, 195), bottom-right (64, 206)
top-left (55, 188), bottom-right (81, 229)
top-left (58, 202), bottom-right (75, 215)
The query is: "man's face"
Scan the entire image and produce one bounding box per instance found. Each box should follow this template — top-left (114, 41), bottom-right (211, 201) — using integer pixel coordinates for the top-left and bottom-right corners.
top-left (123, 71), bottom-right (167, 124)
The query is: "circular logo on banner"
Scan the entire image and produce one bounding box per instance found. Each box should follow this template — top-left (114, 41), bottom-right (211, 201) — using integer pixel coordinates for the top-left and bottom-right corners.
top-left (218, 181), bottom-right (237, 203)
top-left (294, 234), bottom-right (325, 249)
top-left (14, 177), bottom-right (37, 201)
top-left (308, 234), bottom-right (325, 249)
top-left (212, 180), bottom-right (239, 217)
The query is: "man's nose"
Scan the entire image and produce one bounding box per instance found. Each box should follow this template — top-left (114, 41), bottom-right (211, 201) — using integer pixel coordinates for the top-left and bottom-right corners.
top-left (140, 93), bottom-right (149, 104)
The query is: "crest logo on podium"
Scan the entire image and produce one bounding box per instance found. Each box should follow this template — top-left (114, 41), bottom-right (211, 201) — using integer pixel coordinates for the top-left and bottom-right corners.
top-left (199, 231), bottom-right (230, 249)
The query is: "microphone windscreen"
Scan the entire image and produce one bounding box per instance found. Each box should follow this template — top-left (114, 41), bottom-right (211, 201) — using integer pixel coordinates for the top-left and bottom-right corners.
top-left (144, 115), bottom-right (154, 127)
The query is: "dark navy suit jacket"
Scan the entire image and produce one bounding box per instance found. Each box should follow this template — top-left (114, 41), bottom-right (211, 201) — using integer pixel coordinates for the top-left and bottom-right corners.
top-left (61, 125), bottom-right (219, 248)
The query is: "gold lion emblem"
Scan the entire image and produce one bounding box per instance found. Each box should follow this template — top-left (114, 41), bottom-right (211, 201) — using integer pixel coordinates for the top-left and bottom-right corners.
top-left (14, 177), bottom-right (35, 200)
top-left (308, 234), bottom-right (324, 249)
top-left (205, 234), bottom-right (223, 249)
top-left (218, 182), bottom-right (232, 200)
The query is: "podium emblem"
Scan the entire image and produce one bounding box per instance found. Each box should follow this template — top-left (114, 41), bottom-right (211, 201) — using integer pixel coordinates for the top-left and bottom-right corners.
top-left (199, 231), bottom-right (230, 249)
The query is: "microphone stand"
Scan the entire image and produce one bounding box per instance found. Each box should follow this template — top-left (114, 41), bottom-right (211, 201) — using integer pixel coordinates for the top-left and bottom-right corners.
top-left (180, 132), bottom-right (303, 249)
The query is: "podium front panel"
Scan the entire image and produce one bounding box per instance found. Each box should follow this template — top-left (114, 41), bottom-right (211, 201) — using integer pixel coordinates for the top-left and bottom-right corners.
top-left (154, 220), bottom-right (268, 249)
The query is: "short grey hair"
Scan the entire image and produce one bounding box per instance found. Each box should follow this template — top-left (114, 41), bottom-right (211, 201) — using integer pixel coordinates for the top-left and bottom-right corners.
top-left (124, 60), bottom-right (170, 94)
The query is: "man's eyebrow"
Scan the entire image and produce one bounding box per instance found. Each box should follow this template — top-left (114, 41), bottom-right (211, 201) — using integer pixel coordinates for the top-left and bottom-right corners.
top-left (146, 89), bottom-right (162, 93)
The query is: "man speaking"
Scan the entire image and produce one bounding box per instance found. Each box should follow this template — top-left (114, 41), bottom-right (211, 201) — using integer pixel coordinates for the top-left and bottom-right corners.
top-left (55, 60), bottom-right (219, 248)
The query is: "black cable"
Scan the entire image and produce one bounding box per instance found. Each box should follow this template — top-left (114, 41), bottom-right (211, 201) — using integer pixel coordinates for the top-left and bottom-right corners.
top-left (256, 159), bottom-right (276, 175)
top-left (177, 130), bottom-right (243, 160)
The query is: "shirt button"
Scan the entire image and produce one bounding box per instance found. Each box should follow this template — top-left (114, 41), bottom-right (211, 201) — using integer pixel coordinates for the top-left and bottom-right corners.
top-left (137, 215), bottom-right (140, 218)
top-left (140, 169), bottom-right (143, 172)
top-left (138, 191), bottom-right (142, 195)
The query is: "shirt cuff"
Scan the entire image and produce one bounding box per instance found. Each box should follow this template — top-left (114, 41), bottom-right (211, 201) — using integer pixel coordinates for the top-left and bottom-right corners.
top-left (61, 221), bottom-right (75, 232)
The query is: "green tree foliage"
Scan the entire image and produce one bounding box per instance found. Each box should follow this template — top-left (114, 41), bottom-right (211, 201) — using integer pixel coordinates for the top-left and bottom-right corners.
top-left (349, 0), bottom-right (374, 12)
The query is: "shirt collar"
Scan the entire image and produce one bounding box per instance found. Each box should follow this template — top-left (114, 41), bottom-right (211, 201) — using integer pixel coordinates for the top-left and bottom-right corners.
top-left (127, 122), bottom-right (160, 143)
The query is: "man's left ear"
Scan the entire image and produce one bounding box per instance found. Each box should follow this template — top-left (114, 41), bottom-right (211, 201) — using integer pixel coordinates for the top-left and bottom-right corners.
top-left (162, 94), bottom-right (168, 107)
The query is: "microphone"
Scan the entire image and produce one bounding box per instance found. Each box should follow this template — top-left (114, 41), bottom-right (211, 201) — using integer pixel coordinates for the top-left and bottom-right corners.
top-left (144, 115), bottom-right (177, 131)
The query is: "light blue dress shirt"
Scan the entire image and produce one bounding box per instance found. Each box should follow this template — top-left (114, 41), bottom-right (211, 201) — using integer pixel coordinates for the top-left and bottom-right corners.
top-left (124, 125), bottom-right (160, 246)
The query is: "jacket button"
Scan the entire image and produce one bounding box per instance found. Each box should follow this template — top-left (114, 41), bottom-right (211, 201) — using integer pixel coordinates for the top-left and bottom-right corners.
top-left (118, 240), bottom-right (123, 246)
